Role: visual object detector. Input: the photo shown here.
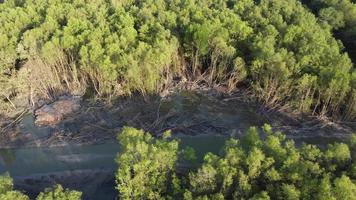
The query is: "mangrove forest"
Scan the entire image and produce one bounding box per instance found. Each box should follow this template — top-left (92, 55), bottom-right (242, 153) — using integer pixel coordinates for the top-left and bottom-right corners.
top-left (0, 0), bottom-right (355, 199)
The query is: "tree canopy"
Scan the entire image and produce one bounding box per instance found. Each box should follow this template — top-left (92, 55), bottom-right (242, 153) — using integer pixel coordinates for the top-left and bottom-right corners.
top-left (115, 127), bottom-right (181, 199)
top-left (115, 125), bottom-right (356, 200)
top-left (0, 173), bottom-right (82, 200)
top-left (0, 0), bottom-right (355, 120)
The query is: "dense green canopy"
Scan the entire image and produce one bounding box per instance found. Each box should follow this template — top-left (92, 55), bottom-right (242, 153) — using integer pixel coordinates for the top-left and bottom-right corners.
top-left (116, 125), bottom-right (356, 200)
top-left (115, 127), bottom-right (180, 199)
top-left (0, 0), bottom-right (355, 120)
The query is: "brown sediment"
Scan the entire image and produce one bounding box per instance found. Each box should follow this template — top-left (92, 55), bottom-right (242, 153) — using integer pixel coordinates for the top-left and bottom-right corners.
top-left (0, 88), bottom-right (354, 149)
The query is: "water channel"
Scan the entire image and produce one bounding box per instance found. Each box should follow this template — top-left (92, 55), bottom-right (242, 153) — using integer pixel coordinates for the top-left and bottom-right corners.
top-left (0, 91), bottom-right (351, 199)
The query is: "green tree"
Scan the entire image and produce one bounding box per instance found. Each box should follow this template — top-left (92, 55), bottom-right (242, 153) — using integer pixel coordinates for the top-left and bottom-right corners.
top-left (0, 0), bottom-right (355, 121)
top-left (333, 175), bottom-right (356, 200)
top-left (0, 173), bottom-right (28, 200)
top-left (116, 127), bottom-right (179, 199)
top-left (172, 124), bottom-right (355, 199)
top-left (36, 185), bottom-right (82, 200)
top-left (0, 173), bottom-right (81, 200)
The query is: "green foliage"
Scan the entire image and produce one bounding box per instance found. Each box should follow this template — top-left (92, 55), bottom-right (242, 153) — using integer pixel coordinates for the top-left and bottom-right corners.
top-left (333, 175), bottom-right (356, 200)
top-left (302, 0), bottom-right (356, 118)
top-left (0, 173), bottom-right (28, 200)
top-left (36, 185), bottom-right (82, 200)
top-left (115, 125), bottom-right (356, 199)
top-left (0, 0), bottom-right (355, 120)
top-left (115, 127), bottom-right (179, 199)
top-left (309, 0), bottom-right (356, 29)
top-left (0, 173), bottom-right (13, 194)
top-left (0, 191), bottom-right (29, 200)
top-left (0, 173), bottom-right (81, 200)
top-left (187, 126), bottom-right (356, 199)
top-left (182, 146), bottom-right (197, 161)
top-left (319, 7), bottom-right (346, 29)
top-left (0, 0), bottom-right (179, 98)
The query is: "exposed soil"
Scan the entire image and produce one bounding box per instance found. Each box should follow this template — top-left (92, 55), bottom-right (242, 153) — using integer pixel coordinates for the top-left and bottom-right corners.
top-left (0, 89), bottom-right (354, 200)
top-left (34, 96), bottom-right (81, 126)
top-left (0, 89), bottom-right (354, 149)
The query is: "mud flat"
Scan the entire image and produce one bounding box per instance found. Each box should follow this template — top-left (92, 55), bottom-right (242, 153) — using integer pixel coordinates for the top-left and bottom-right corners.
top-left (0, 90), bottom-right (354, 149)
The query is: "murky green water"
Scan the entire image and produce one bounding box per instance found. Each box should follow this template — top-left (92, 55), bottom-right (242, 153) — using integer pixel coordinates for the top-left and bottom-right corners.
top-left (0, 91), bottom-right (350, 199)
top-left (0, 144), bottom-right (120, 177)
top-left (0, 135), bottom-right (227, 200)
top-left (0, 136), bottom-right (227, 176)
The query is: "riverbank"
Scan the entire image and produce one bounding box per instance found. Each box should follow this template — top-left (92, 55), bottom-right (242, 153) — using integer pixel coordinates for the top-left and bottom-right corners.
top-left (0, 134), bottom-right (227, 200)
top-left (0, 89), bottom-right (354, 200)
top-left (0, 89), bottom-right (354, 149)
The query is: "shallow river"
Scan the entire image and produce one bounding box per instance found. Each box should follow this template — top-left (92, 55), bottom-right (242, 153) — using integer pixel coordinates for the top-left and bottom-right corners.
top-left (0, 91), bottom-right (350, 199)
top-left (0, 135), bottom-right (226, 199)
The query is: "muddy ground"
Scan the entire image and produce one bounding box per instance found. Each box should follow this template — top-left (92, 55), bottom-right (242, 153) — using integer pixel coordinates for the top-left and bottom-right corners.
top-left (0, 89), bottom-right (354, 149)
top-left (0, 89), bottom-right (355, 200)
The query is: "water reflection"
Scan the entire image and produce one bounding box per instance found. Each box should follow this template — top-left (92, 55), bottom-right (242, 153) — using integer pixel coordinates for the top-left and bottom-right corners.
top-left (0, 144), bottom-right (121, 177)
top-left (0, 134), bottom-right (228, 200)
top-left (0, 149), bottom-right (16, 166)
top-left (0, 91), bottom-right (350, 199)
top-left (21, 114), bottom-right (53, 139)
